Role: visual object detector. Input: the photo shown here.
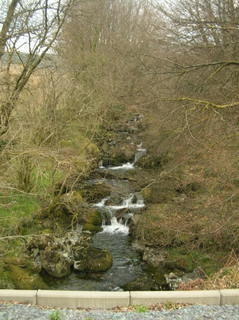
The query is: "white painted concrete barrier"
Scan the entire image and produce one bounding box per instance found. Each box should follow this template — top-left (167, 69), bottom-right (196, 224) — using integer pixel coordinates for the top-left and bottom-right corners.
top-left (37, 290), bottom-right (130, 309)
top-left (1, 289), bottom-right (239, 308)
top-left (130, 290), bottom-right (221, 306)
top-left (220, 289), bottom-right (239, 305)
top-left (0, 290), bottom-right (37, 304)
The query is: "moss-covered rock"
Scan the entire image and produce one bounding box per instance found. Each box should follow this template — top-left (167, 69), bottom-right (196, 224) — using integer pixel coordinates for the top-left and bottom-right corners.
top-left (41, 249), bottom-right (72, 278)
top-left (26, 232), bottom-right (92, 280)
top-left (47, 191), bottom-right (83, 216)
top-left (8, 265), bottom-right (48, 289)
top-left (74, 247), bottom-right (112, 272)
top-left (137, 152), bottom-right (169, 169)
top-left (3, 256), bottom-right (41, 274)
top-left (3, 258), bottom-right (48, 289)
top-left (41, 191), bottom-right (92, 230)
top-left (82, 209), bottom-right (102, 233)
top-left (80, 182), bottom-right (111, 203)
top-left (123, 271), bottom-right (169, 291)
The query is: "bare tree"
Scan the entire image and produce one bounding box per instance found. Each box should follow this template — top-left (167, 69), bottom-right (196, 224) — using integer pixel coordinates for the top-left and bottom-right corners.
top-left (59, 0), bottom-right (158, 119)
top-left (0, 0), bottom-right (74, 136)
top-left (150, 0), bottom-right (239, 111)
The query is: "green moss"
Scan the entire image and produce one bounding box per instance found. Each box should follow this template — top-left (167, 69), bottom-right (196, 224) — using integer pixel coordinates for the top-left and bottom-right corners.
top-left (6, 265), bottom-right (48, 289)
top-left (83, 223), bottom-right (102, 232)
top-left (82, 210), bottom-right (102, 233)
top-left (75, 247), bottom-right (112, 272)
top-left (87, 210), bottom-right (102, 225)
top-left (165, 248), bottom-right (223, 275)
top-left (47, 191), bottom-right (84, 222)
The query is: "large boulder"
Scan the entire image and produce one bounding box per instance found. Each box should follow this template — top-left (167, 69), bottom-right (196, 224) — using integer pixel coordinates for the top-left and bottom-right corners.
top-left (80, 181), bottom-right (111, 203)
top-left (3, 257), bottom-right (48, 289)
top-left (26, 232), bottom-right (113, 278)
top-left (27, 232), bottom-right (92, 279)
top-left (41, 191), bottom-right (103, 232)
top-left (40, 249), bottom-right (72, 278)
top-left (82, 209), bottom-right (102, 233)
top-left (74, 247), bottom-right (113, 273)
top-left (40, 191), bottom-right (84, 229)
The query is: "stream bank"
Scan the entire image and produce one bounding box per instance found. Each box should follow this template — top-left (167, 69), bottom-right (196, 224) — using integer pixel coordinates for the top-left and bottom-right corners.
top-left (1, 106), bottom-right (227, 291)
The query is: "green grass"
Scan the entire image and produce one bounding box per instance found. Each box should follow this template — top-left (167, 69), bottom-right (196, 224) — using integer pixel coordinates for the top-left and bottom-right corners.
top-left (0, 191), bottom-right (40, 235)
top-left (134, 305), bottom-right (149, 313)
top-left (166, 248), bottom-right (224, 275)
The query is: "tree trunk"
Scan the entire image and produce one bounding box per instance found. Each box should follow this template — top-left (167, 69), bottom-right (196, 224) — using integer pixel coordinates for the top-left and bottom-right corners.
top-left (0, 0), bottom-right (19, 60)
top-left (0, 100), bottom-right (15, 136)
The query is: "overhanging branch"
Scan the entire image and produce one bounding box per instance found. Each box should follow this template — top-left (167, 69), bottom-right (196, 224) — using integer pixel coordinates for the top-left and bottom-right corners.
top-left (162, 97), bottom-right (239, 109)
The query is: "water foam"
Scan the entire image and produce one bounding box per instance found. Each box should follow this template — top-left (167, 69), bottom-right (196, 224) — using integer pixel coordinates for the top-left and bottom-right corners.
top-left (101, 217), bottom-right (129, 235)
top-left (108, 162), bottom-right (135, 170)
top-left (94, 194), bottom-right (144, 234)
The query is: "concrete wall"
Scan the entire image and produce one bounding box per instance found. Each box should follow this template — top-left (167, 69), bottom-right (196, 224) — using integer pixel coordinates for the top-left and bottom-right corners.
top-left (37, 290), bottom-right (129, 309)
top-left (0, 290), bottom-right (37, 305)
top-left (1, 289), bottom-right (239, 308)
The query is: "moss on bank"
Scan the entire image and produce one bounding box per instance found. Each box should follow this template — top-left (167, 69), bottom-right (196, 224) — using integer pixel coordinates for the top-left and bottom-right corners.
top-left (6, 265), bottom-right (48, 289)
top-left (0, 192), bottom-right (40, 236)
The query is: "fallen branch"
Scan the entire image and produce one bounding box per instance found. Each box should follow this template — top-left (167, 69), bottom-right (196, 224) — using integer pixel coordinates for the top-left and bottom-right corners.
top-left (0, 234), bottom-right (50, 241)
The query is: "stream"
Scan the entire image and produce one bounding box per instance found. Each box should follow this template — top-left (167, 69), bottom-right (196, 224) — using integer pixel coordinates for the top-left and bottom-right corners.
top-left (50, 147), bottom-right (147, 291)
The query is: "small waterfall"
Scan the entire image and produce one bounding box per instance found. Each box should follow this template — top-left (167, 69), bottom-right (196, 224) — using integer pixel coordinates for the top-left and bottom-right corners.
top-left (108, 162), bottom-right (135, 170)
top-left (134, 147), bottom-right (147, 164)
top-left (99, 144), bottom-right (147, 170)
top-left (101, 217), bottom-right (129, 235)
top-left (94, 194), bottom-right (144, 235)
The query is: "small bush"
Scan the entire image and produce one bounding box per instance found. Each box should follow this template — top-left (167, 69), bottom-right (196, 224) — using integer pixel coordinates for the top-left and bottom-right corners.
top-left (134, 305), bottom-right (149, 313)
top-left (49, 310), bottom-right (61, 320)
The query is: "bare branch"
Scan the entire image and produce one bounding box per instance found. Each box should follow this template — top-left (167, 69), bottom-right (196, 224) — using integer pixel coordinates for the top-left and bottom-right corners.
top-left (164, 97), bottom-right (239, 109)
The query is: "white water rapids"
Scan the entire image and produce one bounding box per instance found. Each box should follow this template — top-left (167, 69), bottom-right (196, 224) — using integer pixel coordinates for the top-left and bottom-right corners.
top-left (94, 194), bottom-right (145, 235)
top-left (99, 146), bottom-right (147, 171)
top-left (95, 145), bottom-right (146, 235)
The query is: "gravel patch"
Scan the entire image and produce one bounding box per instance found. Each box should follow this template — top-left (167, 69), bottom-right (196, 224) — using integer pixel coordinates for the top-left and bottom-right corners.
top-left (1, 304), bottom-right (239, 320)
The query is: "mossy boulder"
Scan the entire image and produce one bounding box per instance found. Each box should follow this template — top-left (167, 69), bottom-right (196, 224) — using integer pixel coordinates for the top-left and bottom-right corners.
top-left (48, 191), bottom-right (83, 216)
top-left (8, 265), bottom-right (48, 289)
top-left (101, 142), bottom-right (136, 166)
top-left (74, 247), bottom-right (112, 273)
top-left (82, 209), bottom-right (102, 233)
top-left (123, 272), bottom-right (168, 291)
top-left (80, 182), bottom-right (111, 203)
top-left (3, 258), bottom-right (48, 289)
top-left (42, 191), bottom-right (93, 230)
top-left (41, 249), bottom-right (72, 278)
top-left (46, 192), bottom-right (104, 232)
top-left (3, 256), bottom-right (41, 274)
top-left (137, 152), bottom-right (169, 169)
